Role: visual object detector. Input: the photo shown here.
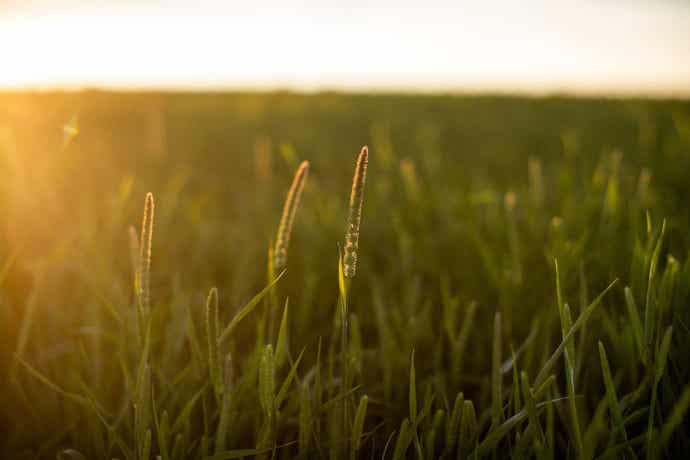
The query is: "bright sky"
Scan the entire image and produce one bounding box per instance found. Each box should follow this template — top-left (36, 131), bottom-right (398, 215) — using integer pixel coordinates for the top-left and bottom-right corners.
top-left (0, 0), bottom-right (689, 95)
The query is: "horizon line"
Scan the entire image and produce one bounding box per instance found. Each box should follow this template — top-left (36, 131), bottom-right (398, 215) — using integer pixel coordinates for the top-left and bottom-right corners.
top-left (2, 82), bottom-right (690, 100)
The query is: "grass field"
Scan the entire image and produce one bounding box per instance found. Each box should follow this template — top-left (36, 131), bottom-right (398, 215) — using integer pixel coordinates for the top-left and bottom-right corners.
top-left (1, 92), bottom-right (689, 459)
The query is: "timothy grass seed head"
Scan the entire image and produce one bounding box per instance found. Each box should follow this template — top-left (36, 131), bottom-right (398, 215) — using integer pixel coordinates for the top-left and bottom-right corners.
top-left (343, 146), bottom-right (369, 279)
top-left (273, 160), bottom-right (309, 273)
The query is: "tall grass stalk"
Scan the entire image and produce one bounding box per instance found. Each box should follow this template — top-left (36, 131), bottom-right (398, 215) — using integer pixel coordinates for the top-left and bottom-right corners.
top-left (128, 225), bottom-right (139, 296)
top-left (555, 259), bottom-right (583, 451)
top-left (339, 146), bottom-right (369, 453)
top-left (205, 287), bottom-right (223, 401)
top-left (267, 161), bottom-right (309, 340)
top-left (215, 353), bottom-right (233, 454)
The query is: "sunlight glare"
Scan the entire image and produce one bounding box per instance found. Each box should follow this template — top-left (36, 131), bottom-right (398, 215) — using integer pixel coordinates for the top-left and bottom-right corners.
top-left (0, 1), bottom-right (688, 94)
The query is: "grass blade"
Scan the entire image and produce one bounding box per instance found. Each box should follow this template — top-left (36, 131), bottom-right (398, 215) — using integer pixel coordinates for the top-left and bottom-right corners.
top-left (351, 395), bottom-right (369, 460)
top-left (206, 287), bottom-right (223, 400)
top-left (219, 270), bottom-right (286, 345)
top-left (644, 220), bottom-right (665, 350)
top-left (624, 286), bottom-right (646, 362)
top-left (275, 298), bottom-right (290, 366)
top-left (646, 326), bottom-right (673, 458)
top-left (598, 342), bottom-right (631, 449)
top-left (275, 348), bottom-right (305, 410)
top-left (535, 278), bottom-right (618, 387)
top-left (492, 312), bottom-right (503, 426)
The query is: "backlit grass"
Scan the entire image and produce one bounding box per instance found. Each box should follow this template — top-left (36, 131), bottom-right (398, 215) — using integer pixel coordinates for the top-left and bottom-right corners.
top-left (0, 92), bottom-right (689, 459)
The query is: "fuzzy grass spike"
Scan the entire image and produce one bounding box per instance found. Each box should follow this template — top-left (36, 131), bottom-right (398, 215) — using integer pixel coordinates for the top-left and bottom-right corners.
top-left (273, 160), bottom-right (309, 273)
top-left (343, 146), bottom-right (369, 280)
top-left (138, 193), bottom-right (155, 318)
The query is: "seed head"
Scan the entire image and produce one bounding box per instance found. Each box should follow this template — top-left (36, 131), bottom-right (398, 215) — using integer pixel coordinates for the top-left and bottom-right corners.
top-left (343, 146), bottom-right (369, 279)
top-left (138, 193), bottom-right (154, 315)
top-left (273, 161), bottom-right (309, 273)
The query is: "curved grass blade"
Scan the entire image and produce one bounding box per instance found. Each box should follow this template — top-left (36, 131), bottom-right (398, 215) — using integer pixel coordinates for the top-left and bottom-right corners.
top-left (597, 341), bottom-right (633, 457)
top-left (219, 269), bottom-right (286, 345)
top-left (276, 348), bottom-right (306, 410)
top-left (534, 278), bottom-right (618, 387)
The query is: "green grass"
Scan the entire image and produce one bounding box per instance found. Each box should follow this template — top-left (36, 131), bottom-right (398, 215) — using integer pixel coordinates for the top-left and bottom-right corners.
top-left (1, 92), bottom-right (690, 459)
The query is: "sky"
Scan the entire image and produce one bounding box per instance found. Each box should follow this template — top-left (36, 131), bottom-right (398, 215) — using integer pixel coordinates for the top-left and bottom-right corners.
top-left (0, 0), bottom-right (689, 95)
